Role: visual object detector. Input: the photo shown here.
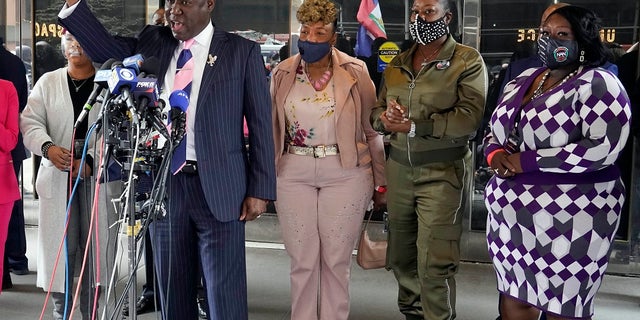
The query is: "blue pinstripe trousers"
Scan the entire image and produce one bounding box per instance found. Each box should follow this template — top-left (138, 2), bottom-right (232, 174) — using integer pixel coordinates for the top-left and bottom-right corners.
top-left (151, 173), bottom-right (247, 320)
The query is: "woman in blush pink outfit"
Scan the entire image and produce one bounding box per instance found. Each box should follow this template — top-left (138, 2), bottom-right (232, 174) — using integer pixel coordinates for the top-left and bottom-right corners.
top-left (270, 1), bottom-right (386, 319)
top-left (0, 79), bottom-right (21, 293)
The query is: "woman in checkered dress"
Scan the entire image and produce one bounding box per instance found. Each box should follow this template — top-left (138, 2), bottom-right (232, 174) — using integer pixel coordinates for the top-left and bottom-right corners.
top-left (483, 6), bottom-right (631, 320)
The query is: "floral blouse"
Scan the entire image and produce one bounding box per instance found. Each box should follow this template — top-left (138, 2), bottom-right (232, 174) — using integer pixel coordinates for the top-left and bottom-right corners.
top-left (284, 65), bottom-right (337, 147)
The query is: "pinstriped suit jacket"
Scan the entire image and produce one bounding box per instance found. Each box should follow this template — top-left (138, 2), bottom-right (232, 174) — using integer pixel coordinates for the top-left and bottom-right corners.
top-left (59, 1), bottom-right (276, 222)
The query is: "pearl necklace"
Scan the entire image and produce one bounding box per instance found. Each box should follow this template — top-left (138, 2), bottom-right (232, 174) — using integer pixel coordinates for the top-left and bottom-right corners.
top-left (532, 67), bottom-right (581, 99)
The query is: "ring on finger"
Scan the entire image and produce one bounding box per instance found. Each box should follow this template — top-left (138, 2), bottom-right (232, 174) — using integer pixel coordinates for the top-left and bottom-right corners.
top-left (504, 169), bottom-right (509, 175)
top-left (493, 168), bottom-right (499, 174)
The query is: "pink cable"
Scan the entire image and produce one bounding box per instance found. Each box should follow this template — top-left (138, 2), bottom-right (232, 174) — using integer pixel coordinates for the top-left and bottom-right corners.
top-left (38, 129), bottom-right (78, 320)
top-left (69, 137), bottom-right (106, 320)
top-left (90, 142), bottom-right (106, 319)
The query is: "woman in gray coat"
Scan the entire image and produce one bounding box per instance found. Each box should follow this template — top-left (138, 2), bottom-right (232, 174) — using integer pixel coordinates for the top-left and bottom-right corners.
top-left (20, 31), bottom-right (98, 319)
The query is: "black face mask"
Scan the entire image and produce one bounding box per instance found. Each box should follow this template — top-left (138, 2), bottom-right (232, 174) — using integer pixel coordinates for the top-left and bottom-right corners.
top-left (409, 16), bottom-right (448, 45)
top-left (537, 36), bottom-right (580, 69)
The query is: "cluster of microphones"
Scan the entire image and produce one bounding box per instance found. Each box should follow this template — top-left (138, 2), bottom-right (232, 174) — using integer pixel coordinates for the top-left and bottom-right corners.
top-left (75, 54), bottom-right (189, 147)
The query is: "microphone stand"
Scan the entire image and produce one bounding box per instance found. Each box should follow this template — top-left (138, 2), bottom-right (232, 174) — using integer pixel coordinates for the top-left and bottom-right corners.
top-left (97, 94), bottom-right (141, 319)
top-left (126, 174), bottom-right (138, 319)
top-left (98, 91), bottom-right (175, 319)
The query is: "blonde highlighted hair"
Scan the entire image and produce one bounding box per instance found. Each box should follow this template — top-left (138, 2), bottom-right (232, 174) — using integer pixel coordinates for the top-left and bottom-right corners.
top-left (296, 0), bottom-right (338, 27)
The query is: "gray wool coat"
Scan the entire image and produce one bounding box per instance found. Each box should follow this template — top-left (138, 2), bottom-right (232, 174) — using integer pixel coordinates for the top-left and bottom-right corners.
top-left (20, 67), bottom-right (113, 293)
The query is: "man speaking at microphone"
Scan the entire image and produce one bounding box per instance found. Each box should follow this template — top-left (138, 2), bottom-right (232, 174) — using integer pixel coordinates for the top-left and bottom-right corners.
top-left (58, 1), bottom-right (276, 319)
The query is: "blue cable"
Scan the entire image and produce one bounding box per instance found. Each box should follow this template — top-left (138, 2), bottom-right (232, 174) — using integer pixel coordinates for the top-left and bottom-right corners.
top-left (62, 123), bottom-right (97, 320)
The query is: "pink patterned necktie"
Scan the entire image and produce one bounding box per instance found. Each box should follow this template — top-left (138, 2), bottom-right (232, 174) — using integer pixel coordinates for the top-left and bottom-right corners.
top-left (171, 38), bottom-right (194, 174)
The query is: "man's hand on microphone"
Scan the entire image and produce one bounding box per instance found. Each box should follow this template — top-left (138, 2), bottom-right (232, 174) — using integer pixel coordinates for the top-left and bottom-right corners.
top-left (240, 197), bottom-right (268, 221)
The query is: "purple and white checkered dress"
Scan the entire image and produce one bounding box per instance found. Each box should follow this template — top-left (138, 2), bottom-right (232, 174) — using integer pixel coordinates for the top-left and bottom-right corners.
top-left (483, 67), bottom-right (631, 318)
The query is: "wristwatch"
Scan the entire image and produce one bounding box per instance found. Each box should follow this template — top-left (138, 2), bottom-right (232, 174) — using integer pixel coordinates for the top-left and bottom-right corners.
top-left (375, 185), bottom-right (387, 193)
top-left (41, 141), bottom-right (55, 159)
top-left (408, 121), bottom-right (416, 138)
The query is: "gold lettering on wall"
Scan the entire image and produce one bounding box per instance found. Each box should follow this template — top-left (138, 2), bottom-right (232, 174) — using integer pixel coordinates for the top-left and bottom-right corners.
top-left (517, 29), bottom-right (538, 42)
top-left (34, 23), bottom-right (64, 38)
top-left (600, 29), bottom-right (616, 43)
top-left (517, 28), bottom-right (616, 43)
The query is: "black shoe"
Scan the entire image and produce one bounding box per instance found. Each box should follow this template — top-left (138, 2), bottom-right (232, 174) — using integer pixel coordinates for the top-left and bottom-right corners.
top-left (2, 275), bottom-right (13, 290)
top-left (136, 295), bottom-right (158, 314)
top-left (9, 267), bottom-right (29, 275)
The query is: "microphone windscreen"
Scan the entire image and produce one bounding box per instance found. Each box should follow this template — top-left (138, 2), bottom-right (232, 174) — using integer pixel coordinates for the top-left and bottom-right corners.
top-left (169, 90), bottom-right (189, 111)
top-left (100, 58), bottom-right (118, 70)
top-left (123, 54), bottom-right (145, 74)
top-left (111, 61), bottom-right (124, 69)
top-left (140, 56), bottom-right (161, 77)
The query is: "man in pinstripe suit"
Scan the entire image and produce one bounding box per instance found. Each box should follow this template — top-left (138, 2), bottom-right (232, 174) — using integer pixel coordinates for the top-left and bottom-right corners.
top-left (59, 1), bottom-right (276, 319)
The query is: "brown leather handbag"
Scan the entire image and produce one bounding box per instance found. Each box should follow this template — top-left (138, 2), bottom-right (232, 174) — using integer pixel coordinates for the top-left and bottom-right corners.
top-left (356, 212), bottom-right (387, 269)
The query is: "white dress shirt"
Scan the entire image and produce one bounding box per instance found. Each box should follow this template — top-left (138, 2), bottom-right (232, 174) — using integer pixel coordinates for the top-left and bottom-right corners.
top-left (161, 22), bottom-right (214, 162)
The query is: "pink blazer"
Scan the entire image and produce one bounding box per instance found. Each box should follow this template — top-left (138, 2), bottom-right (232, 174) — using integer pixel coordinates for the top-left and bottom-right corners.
top-left (0, 80), bottom-right (20, 204)
top-left (270, 49), bottom-right (386, 187)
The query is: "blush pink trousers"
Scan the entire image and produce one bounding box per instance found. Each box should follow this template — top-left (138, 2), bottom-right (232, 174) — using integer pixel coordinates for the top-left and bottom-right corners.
top-left (276, 153), bottom-right (373, 320)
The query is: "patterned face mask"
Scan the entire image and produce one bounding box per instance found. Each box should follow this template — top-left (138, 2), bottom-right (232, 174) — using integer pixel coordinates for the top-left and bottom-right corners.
top-left (537, 36), bottom-right (580, 69)
top-left (409, 15), bottom-right (448, 45)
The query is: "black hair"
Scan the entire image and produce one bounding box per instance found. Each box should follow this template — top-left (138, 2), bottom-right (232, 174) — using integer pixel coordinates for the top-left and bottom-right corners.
top-left (549, 5), bottom-right (608, 67)
top-left (606, 42), bottom-right (626, 64)
top-left (413, 0), bottom-right (452, 12)
top-left (439, 0), bottom-right (452, 11)
top-left (336, 33), bottom-right (355, 56)
top-left (279, 44), bottom-right (290, 61)
top-left (512, 39), bottom-right (537, 61)
top-left (371, 37), bottom-right (387, 53)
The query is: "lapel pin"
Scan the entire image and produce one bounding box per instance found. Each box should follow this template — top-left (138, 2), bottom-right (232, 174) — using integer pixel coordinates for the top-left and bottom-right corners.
top-left (436, 60), bottom-right (450, 70)
top-left (207, 54), bottom-right (217, 66)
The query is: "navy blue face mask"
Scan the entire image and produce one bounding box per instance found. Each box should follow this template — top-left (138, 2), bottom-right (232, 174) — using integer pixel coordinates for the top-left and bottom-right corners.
top-left (297, 40), bottom-right (331, 63)
top-left (537, 36), bottom-right (580, 69)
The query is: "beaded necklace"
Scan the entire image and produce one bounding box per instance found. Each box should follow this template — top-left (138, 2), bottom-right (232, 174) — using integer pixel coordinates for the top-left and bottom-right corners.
top-left (532, 67), bottom-right (581, 99)
top-left (305, 59), bottom-right (333, 91)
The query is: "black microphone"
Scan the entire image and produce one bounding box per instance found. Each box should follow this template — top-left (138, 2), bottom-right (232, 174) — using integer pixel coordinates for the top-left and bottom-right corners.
top-left (147, 99), bottom-right (170, 138)
top-left (133, 57), bottom-right (161, 109)
top-left (169, 90), bottom-right (189, 145)
top-left (140, 56), bottom-right (160, 78)
top-left (74, 58), bottom-right (117, 128)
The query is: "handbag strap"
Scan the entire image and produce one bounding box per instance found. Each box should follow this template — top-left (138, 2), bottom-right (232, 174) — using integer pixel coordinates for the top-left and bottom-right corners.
top-left (363, 209), bottom-right (374, 229)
